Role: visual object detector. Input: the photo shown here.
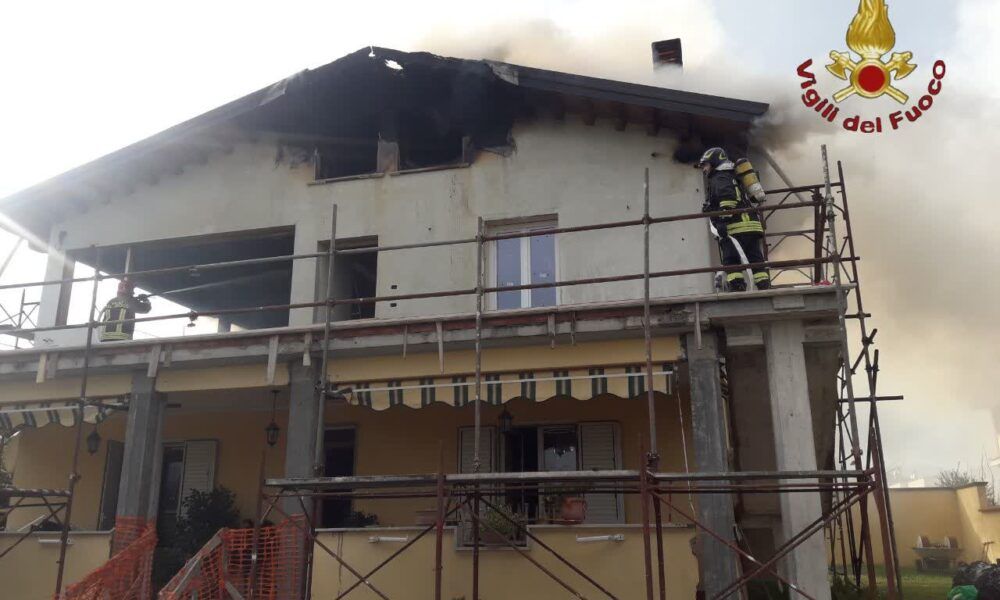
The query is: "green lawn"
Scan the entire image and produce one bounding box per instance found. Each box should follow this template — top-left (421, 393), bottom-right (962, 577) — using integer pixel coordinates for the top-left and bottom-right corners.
top-left (876, 566), bottom-right (953, 600)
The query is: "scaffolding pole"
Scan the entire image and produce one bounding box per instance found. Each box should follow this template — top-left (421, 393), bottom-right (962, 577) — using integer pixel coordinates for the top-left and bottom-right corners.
top-left (0, 154), bottom-right (896, 600)
top-left (53, 246), bottom-right (100, 597)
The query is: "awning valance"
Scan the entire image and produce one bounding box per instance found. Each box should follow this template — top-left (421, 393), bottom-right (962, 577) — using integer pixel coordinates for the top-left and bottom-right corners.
top-left (341, 364), bottom-right (673, 411)
top-left (0, 399), bottom-right (127, 436)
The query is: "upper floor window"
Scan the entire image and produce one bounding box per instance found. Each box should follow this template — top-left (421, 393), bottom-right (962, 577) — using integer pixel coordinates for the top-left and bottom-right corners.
top-left (315, 237), bottom-right (378, 322)
top-left (488, 217), bottom-right (557, 310)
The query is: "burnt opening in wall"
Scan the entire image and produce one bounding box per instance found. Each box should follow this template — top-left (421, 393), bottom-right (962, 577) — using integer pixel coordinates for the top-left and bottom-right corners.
top-left (250, 50), bottom-right (518, 180)
top-left (397, 110), bottom-right (467, 170)
top-left (314, 138), bottom-right (379, 180)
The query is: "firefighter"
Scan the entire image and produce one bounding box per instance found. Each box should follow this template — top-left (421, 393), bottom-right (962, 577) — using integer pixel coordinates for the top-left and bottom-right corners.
top-left (696, 147), bottom-right (770, 291)
top-left (99, 279), bottom-right (151, 342)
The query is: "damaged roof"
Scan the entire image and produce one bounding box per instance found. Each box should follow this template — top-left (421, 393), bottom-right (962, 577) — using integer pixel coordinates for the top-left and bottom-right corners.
top-left (0, 47), bottom-right (768, 244)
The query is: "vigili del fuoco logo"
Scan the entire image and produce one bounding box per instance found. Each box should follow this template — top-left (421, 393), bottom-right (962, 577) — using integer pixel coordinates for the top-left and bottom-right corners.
top-left (796, 0), bottom-right (947, 133)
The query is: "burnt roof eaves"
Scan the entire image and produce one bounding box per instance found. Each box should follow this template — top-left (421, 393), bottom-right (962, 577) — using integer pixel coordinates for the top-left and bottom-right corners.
top-left (496, 62), bottom-right (769, 122)
top-left (0, 46), bottom-right (767, 243)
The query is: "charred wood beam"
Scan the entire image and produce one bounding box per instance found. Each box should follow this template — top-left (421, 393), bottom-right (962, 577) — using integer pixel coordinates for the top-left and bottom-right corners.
top-left (646, 108), bottom-right (661, 137)
top-left (553, 99), bottom-right (566, 121)
top-left (581, 100), bottom-right (596, 126)
top-left (613, 103), bottom-right (628, 131)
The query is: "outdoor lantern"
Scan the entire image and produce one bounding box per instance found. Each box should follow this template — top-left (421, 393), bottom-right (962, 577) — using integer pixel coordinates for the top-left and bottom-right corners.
top-left (265, 389), bottom-right (281, 447)
top-left (498, 408), bottom-right (513, 434)
top-left (86, 427), bottom-right (102, 455)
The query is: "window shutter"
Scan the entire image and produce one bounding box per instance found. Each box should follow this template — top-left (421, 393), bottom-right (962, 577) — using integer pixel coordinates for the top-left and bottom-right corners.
top-left (98, 440), bottom-right (124, 530)
top-left (180, 440), bottom-right (218, 506)
top-left (579, 423), bottom-right (623, 523)
top-left (459, 427), bottom-right (496, 473)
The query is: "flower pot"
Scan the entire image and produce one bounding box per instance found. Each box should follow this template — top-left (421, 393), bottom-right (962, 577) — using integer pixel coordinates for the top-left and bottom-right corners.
top-left (559, 497), bottom-right (587, 524)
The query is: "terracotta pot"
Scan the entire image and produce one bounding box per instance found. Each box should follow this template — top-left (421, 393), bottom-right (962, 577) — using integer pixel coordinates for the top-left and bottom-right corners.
top-left (559, 497), bottom-right (588, 524)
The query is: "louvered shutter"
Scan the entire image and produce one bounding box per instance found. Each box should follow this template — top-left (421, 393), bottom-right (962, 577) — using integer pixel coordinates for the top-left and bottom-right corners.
top-left (579, 423), bottom-right (623, 523)
top-left (459, 427), bottom-right (496, 473)
top-left (180, 440), bottom-right (218, 508)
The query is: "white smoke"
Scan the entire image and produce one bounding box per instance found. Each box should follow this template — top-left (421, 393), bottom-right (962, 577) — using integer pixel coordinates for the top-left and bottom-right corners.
top-left (415, 0), bottom-right (1000, 477)
top-left (0, 0), bottom-right (995, 477)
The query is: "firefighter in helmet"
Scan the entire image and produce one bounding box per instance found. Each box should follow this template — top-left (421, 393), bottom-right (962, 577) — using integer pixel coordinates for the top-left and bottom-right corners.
top-left (697, 147), bottom-right (770, 291)
top-left (99, 279), bottom-right (151, 342)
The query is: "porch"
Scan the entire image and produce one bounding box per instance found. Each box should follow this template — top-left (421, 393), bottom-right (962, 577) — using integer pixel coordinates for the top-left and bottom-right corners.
top-left (2, 333), bottom-right (706, 597)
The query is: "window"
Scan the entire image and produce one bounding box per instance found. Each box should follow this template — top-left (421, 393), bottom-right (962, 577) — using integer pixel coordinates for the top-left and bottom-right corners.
top-left (314, 140), bottom-right (379, 180)
top-left (322, 428), bottom-right (357, 528)
top-left (541, 425), bottom-right (578, 472)
top-left (489, 217), bottom-right (558, 310)
top-left (315, 237), bottom-right (378, 323)
top-left (156, 440), bottom-right (218, 529)
top-left (459, 422), bottom-right (623, 524)
top-left (397, 111), bottom-right (469, 170)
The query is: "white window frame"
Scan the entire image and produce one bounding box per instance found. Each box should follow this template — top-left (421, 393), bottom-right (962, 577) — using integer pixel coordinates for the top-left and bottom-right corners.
top-left (536, 424), bottom-right (580, 471)
top-left (486, 216), bottom-right (559, 311)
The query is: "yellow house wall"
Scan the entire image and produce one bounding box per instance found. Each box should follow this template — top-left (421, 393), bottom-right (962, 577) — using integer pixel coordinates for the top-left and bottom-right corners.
top-left (6, 415), bottom-right (126, 531)
top-left (6, 338), bottom-right (685, 531)
top-left (8, 408), bottom-right (288, 530)
top-left (955, 485), bottom-right (1000, 564)
top-left (0, 373), bottom-right (132, 403)
top-left (311, 526), bottom-right (698, 599)
top-left (8, 390), bottom-right (689, 531)
top-left (0, 531), bottom-right (111, 600)
top-left (330, 390), bottom-right (692, 527)
top-left (847, 485), bottom-right (1000, 568)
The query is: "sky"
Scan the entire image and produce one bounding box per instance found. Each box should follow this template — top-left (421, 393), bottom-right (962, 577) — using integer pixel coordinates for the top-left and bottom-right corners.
top-left (0, 0), bottom-right (997, 484)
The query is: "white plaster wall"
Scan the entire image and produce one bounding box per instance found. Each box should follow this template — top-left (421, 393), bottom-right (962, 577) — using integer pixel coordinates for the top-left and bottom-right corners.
top-left (37, 119), bottom-right (715, 347)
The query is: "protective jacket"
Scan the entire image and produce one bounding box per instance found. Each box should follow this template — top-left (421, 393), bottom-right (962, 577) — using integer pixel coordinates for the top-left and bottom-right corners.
top-left (703, 167), bottom-right (764, 236)
top-left (99, 294), bottom-right (152, 342)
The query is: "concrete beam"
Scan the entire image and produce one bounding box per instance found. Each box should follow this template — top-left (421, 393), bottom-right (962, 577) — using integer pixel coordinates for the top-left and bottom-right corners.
top-left (764, 320), bottom-right (831, 600)
top-left (115, 372), bottom-right (166, 547)
top-left (282, 362), bottom-right (320, 515)
top-left (0, 288), bottom-right (847, 386)
top-left (684, 330), bottom-right (740, 597)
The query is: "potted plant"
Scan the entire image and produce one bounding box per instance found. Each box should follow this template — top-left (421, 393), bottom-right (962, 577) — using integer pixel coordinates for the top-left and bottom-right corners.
top-left (477, 503), bottom-right (526, 545)
top-left (542, 483), bottom-right (589, 524)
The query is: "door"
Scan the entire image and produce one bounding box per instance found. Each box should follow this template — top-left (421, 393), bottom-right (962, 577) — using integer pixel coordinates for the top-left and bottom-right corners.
top-left (98, 440), bottom-right (124, 530)
top-left (322, 428), bottom-right (357, 528)
top-left (156, 444), bottom-right (186, 540)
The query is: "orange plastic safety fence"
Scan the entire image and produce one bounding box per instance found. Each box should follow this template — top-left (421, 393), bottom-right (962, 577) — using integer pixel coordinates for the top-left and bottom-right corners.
top-left (59, 517), bottom-right (156, 600)
top-left (158, 516), bottom-right (307, 600)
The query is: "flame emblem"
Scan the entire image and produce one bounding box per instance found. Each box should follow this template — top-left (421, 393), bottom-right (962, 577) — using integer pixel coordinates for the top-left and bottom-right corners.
top-left (826, 0), bottom-right (916, 103)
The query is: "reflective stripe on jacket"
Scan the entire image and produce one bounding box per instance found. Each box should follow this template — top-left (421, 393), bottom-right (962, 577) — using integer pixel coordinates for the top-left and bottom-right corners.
top-left (705, 170), bottom-right (763, 235)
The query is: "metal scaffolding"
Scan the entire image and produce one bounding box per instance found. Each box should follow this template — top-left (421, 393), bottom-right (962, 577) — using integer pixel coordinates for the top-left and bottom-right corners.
top-left (0, 145), bottom-right (899, 598)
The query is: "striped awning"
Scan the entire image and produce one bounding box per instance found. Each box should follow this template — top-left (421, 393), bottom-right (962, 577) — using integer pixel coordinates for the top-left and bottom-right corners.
top-left (342, 364), bottom-right (673, 411)
top-left (0, 398), bottom-right (127, 436)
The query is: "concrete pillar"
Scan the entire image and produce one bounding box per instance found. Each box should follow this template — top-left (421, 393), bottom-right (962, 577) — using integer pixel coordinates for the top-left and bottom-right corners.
top-left (684, 330), bottom-right (740, 597)
top-left (114, 372), bottom-right (166, 549)
top-left (764, 320), bottom-right (832, 600)
top-left (282, 362), bottom-right (320, 514)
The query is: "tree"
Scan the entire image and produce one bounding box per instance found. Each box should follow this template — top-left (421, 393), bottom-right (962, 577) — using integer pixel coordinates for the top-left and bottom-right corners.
top-left (153, 486), bottom-right (241, 590)
top-left (937, 468), bottom-right (975, 488)
top-left (937, 466), bottom-right (997, 506)
top-left (175, 487), bottom-right (241, 553)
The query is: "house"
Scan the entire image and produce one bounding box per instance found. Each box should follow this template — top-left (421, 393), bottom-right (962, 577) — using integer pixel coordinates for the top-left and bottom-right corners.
top-left (0, 46), bottom-right (873, 599)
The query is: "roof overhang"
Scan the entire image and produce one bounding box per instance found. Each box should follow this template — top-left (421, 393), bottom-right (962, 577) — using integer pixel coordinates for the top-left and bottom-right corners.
top-left (0, 47), bottom-right (768, 247)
